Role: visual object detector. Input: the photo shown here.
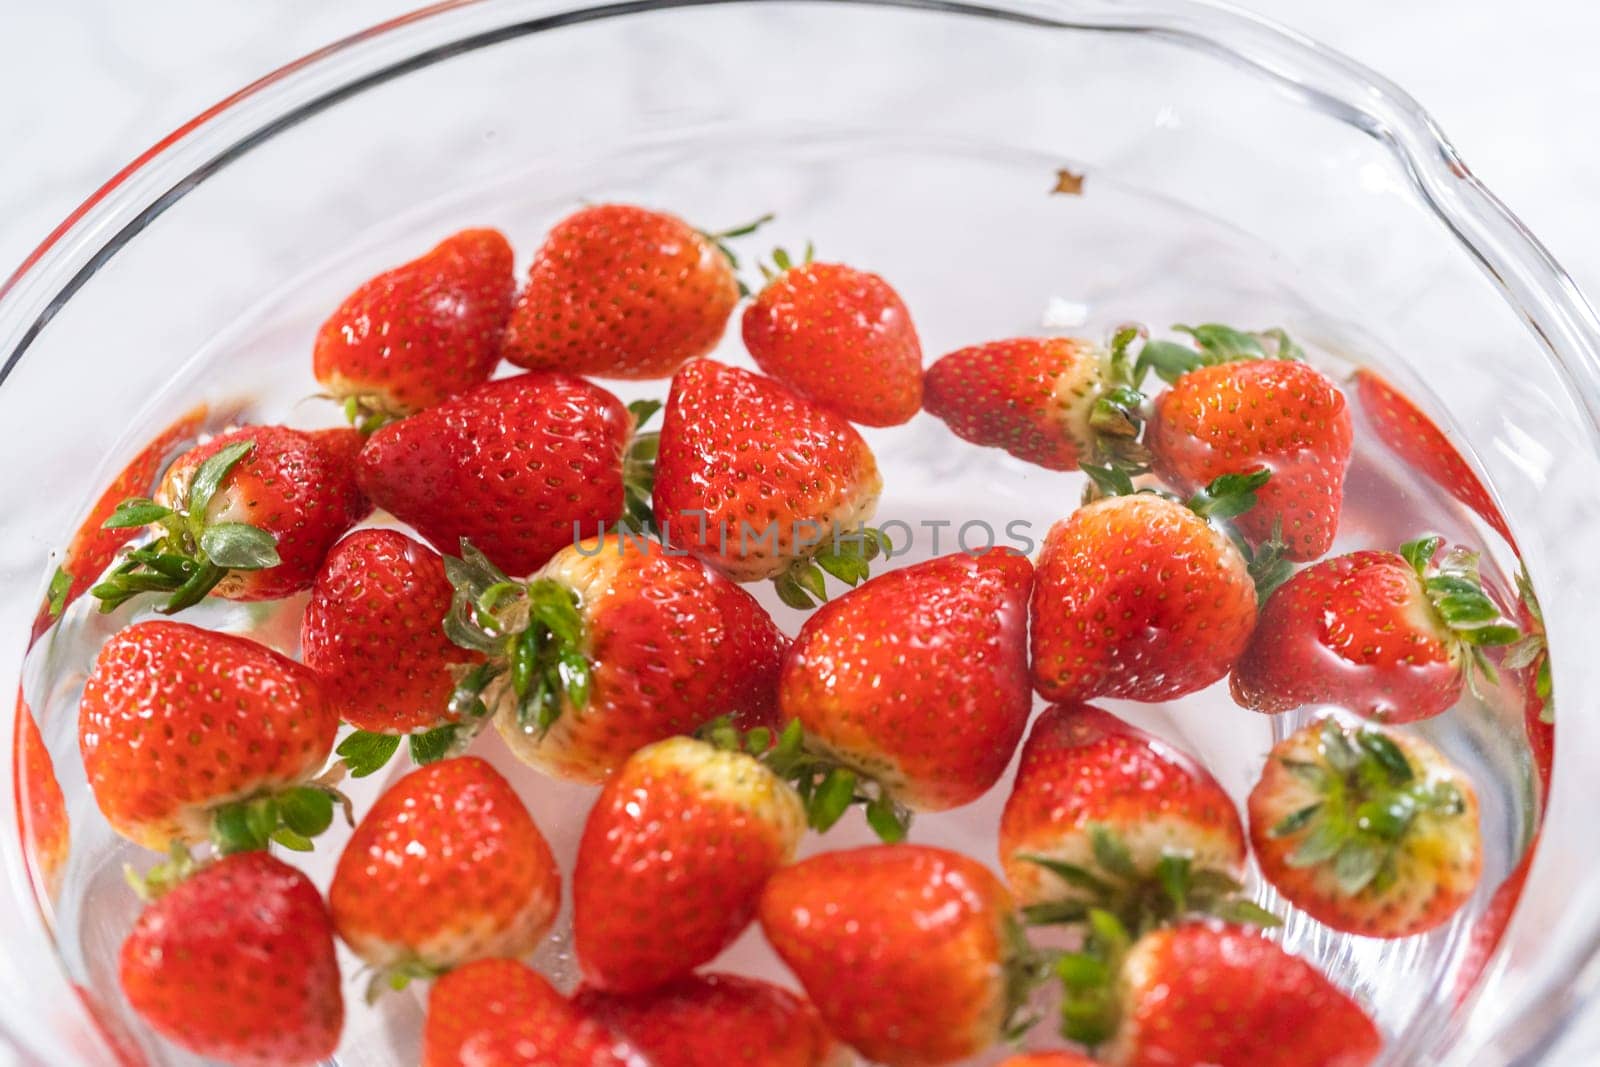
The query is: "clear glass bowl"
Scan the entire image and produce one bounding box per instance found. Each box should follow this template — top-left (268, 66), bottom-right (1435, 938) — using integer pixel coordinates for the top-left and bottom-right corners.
top-left (4, 1), bottom-right (1600, 1063)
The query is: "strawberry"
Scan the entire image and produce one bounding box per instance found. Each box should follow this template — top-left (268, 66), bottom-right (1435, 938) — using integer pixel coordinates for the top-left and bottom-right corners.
top-left (999, 703), bottom-right (1252, 928)
top-left (759, 843), bottom-right (1026, 1066)
top-left (1231, 536), bottom-right (1520, 722)
top-left (119, 851), bottom-right (343, 1067)
top-left (576, 972), bottom-right (842, 1067)
top-left (15, 694), bottom-right (69, 900)
top-left (742, 251), bottom-right (923, 426)
top-left (777, 549), bottom-right (1033, 827)
top-left (443, 533), bottom-right (787, 782)
top-left (314, 228), bottom-right (516, 428)
top-left (357, 371), bottom-right (632, 576)
top-left (33, 404), bottom-right (206, 637)
top-left (1030, 483), bottom-right (1261, 704)
top-left (505, 203), bottom-right (764, 379)
top-left (1505, 567), bottom-right (1553, 798)
top-left (423, 958), bottom-right (642, 1067)
top-left (329, 757), bottom-right (560, 990)
top-left (90, 424), bottom-right (370, 612)
top-left (996, 1054), bottom-right (1099, 1067)
top-left (1247, 717), bottom-right (1481, 938)
top-left (1356, 368), bottom-right (1514, 545)
top-left (79, 620), bottom-right (340, 853)
top-left (573, 736), bottom-right (806, 992)
top-left (924, 329), bottom-right (1148, 472)
top-left (1454, 838), bottom-right (1535, 1004)
top-left (653, 358), bottom-right (885, 606)
top-left (1142, 325), bottom-right (1352, 561)
top-left (302, 530), bottom-right (483, 765)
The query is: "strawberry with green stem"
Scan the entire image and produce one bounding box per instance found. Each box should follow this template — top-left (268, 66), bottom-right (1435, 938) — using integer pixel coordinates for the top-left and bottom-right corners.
top-left (1504, 565), bottom-right (1554, 796)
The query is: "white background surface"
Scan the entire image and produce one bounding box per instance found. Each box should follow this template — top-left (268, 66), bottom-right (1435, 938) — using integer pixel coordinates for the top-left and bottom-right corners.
top-left (3, 0), bottom-right (1598, 304)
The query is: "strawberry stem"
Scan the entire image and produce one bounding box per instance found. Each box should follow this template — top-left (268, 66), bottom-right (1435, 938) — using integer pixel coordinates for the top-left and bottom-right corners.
top-left (771, 526), bottom-right (891, 610)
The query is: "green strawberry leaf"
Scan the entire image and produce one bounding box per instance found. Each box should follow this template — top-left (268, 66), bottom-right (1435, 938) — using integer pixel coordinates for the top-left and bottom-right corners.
top-left (807, 767), bottom-right (858, 832)
top-left (46, 566), bottom-right (72, 618)
top-left (336, 731), bottom-right (402, 778)
top-left (1176, 323), bottom-right (1267, 362)
top-left (102, 498), bottom-right (173, 529)
top-left (186, 440), bottom-right (255, 517)
top-left (278, 787), bottom-right (335, 838)
top-left (408, 725), bottom-right (458, 766)
top-left (198, 523), bottom-right (280, 570)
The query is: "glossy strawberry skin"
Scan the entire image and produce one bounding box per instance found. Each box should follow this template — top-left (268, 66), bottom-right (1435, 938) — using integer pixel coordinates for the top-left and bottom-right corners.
top-left (497, 535), bottom-right (788, 782)
top-left (574, 738), bottom-right (805, 992)
top-left (505, 203), bottom-right (738, 379)
top-left (330, 757), bottom-right (560, 970)
top-left (576, 973), bottom-right (841, 1067)
top-left (1231, 549), bottom-right (1459, 722)
top-left (313, 228), bottom-right (516, 415)
top-left (996, 1054), bottom-right (1100, 1067)
top-left (653, 359), bottom-right (882, 582)
top-left (157, 424), bottom-right (371, 601)
top-left (999, 703), bottom-right (1245, 905)
top-left (1147, 359), bottom-right (1353, 561)
top-left (119, 852), bottom-right (344, 1067)
top-left (924, 338), bottom-right (1104, 470)
top-left (779, 549), bottom-right (1034, 811)
top-left (357, 372), bottom-right (630, 576)
top-left (1030, 494), bottom-right (1257, 703)
top-left (15, 695), bottom-right (69, 900)
top-left (423, 958), bottom-right (641, 1067)
top-left (759, 844), bottom-right (1016, 1066)
top-left (1106, 923), bottom-right (1380, 1067)
top-left (301, 529), bottom-right (482, 733)
top-left (742, 261), bottom-right (923, 427)
top-left (79, 620), bottom-right (338, 850)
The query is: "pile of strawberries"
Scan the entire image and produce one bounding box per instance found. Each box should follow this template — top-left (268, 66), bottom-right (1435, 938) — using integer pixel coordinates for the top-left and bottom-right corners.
top-left (29, 200), bottom-right (1546, 1067)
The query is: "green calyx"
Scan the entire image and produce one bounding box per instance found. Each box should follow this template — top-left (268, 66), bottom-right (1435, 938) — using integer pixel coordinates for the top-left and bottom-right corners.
top-left (620, 399), bottom-right (664, 536)
top-left (209, 782), bottom-right (351, 857)
top-left (700, 212), bottom-right (776, 297)
top-left (364, 959), bottom-right (445, 1005)
top-left (124, 840), bottom-right (200, 902)
top-left (1053, 907), bottom-right (1132, 1048)
top-left (334, 723), bottom-right (463, 780)
top-left (755, 241), bottom-right (816, 288)
top-left (90, 439), bottom-right (281, 614)
top-left (1135, 322), bottom-right (1304, 386)
top-left (1086, 326), bottom-right (1154, 474)
top-left (1268, 719), bottom-right (1465, 896)
top-left (771, 526), bottom-right (892, 610)
top-left (1504, 565), bottom-right (1553, 721)
top-left (340, 394), bottom-right (404, 435)
top-left (1400, 535), bottom-right (1520, 688)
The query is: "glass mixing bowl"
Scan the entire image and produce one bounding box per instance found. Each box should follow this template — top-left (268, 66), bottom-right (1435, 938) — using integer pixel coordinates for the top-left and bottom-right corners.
top-left (4, 1), bottom-right (1600, 1063)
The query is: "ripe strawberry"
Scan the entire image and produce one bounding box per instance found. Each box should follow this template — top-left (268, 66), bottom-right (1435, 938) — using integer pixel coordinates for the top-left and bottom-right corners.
top-left (329, 757), bottom-right (560, 989)
top-left (1356, 368), bottom-right (1514, 545)
top-left (505, 203), bottom-right (760, 379)
top-left (997, 1054), bottom-right (1099, 1067)
top-left (1143, 326), bottom-right (1352, 561)
top-left (445, 534), bottom-right (787, 782)
top-left (302, 529), bottom-right (482, 757)
top-left (119, 851), bottom-right (343, 1067)
top-left (90, 424), bottom-right (370, 612)
top-left (15, 695), bottom-right (69, 900)
top-left (742, 252), bottom-right (923, 426)
top-left (653, 358), bottom-right (885, 605)
top-left (573, 736), bottom-right (805, 992)
top-left (79, 620), bottom-right (340, 852)
top-left (778, 549), bottom-right (1033, 825)
top-left (1231, 536), bottom-right (1519, 722)
top-left (357, 372), bottom-right (632, 575)
top-left (759, 843), bottom-right (1024, 1066)
top-left (1030, 486), bottom-right (1260, 703)
top-left (1248, 717), bottom-right (1481, 938)
top-left (423, 958), bottom-right (642, 1067)
top-left (576, 973), bottom-right (842, 1067)
top-left (924, 330), bottom-right (1147, 472)
top-left (314, 228), bottom-right (515, 427)
top-left (999, 703), bottom-right (1249, 925)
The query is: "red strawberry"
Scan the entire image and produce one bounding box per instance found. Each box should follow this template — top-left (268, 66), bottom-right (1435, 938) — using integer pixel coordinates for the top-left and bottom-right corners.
top-left (924, 332), bottom-right (1147, 472)
top-left (1143, 326), bottom-right (1352, 561)
top-left (357, 372), bottom-right (632, 575)
top-left (576, 973), bottom-right (842, 1067)
top-left (33, 404), bottom-right (206, 637)
top-left (15, 694), bottom-right (69, 900)
top-left (1231, 536), bottom-right (1519, 722)
top-left (314, 228), bottom-right (515, 427)
top-left (329, 757), bottom-right (560, 987)
top-left (742, 253), bottom-right (923, 426)
top-left (573, 736), bottom-right (805, 992)
top-left (1506, 567), bottom-right (1553, 798)
top-left (778, 549), bottom-right (1033, 822)
top-left (1356, 368), bottom-right (1514, 545)
top-left (653, 358), bottom-right (884, 604)
top-left (1248, 717), bottom-right (1481, 938)
top-left (423, 958), bottom-right (642, 1067)
top-left (1030, 489), bottom-right (1259, 703)
top-left (505, 203), bottom-right (756, 379)
top-left (119, 851), bottom-right (343, 1067)
top-left (79, 620), bottom-right (340, 852)
top-left (446, 533), bottom-right (787, 782)
top-left (91, 424), bottom-right (370, 612)
top-left (759, 844), bottom-right (1023, 1066)
top-left (997, 1054), bottom-right (1100, 1067)
top-left (302, 529), bottom-right (483, 746)
top-left (999, 703), bottom-right (1247, 920)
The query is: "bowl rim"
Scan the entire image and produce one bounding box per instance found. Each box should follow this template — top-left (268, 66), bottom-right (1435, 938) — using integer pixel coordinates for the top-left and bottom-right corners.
top-left (3, 1), bottom-right (1598, 1062)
